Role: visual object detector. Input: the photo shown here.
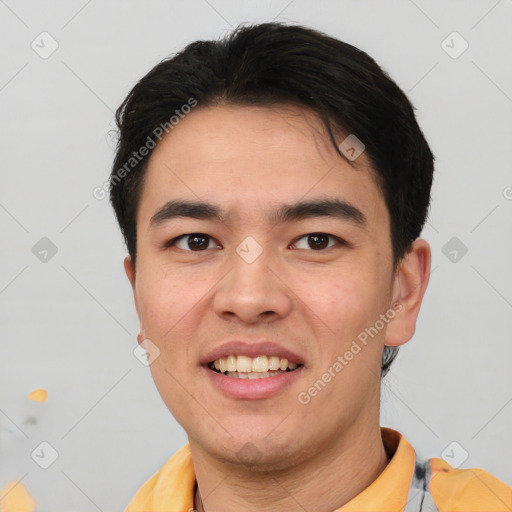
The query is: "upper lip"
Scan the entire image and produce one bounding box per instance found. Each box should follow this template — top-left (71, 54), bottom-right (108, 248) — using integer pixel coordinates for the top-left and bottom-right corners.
top-left (201, 340), bottom-right (304, 366)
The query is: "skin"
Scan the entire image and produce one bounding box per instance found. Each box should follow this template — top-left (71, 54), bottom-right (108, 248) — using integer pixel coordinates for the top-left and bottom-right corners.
top-left (124, 104), bottom-right (431, 512)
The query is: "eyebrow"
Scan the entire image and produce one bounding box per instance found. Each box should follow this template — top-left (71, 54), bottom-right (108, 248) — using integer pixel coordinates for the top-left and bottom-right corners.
top-left (149, 198), bottom-right (367, 228)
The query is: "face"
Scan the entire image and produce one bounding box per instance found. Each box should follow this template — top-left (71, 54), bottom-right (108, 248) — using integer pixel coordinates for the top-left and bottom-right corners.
top-left (125, 104), bottom-right (418, 469)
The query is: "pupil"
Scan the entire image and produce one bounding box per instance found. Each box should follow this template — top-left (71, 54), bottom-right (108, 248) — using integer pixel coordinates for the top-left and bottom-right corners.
top-left (189, 235), bottom-right (208, 250)
top-left (309, 234), bottom-right (328, 250)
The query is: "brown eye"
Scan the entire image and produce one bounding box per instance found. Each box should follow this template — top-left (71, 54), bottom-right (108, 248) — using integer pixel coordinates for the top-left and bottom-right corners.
top-left (167, 233), bottom-right (218, 251)
top-left (293, 233), bottom-right (341, 251)
top-left (307, 234), bottom-right (329, 250)
top-left (187, 235), bottom-right (210, 251)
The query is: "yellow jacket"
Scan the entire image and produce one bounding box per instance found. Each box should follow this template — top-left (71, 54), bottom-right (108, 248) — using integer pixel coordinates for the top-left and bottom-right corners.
top-left (125, 427), bottom-right (512, 512)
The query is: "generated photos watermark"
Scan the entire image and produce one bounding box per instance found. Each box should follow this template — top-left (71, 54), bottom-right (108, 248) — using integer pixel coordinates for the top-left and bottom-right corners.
top-left (298, 302), bottom-right (403, 405)
top-left (93, 97), bottom-right (198, 200)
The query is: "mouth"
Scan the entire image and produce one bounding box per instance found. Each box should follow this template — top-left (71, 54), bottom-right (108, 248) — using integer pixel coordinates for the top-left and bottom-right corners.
top-left (208, 355), bottom-right (303, 379)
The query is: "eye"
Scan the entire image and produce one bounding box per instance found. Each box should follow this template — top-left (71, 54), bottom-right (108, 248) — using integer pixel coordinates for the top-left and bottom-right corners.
top-left (165, 233), bottom-right (220, 252)
top-left (292, 233), bottom-right (344, 251)
top-left (164, 232), bottom-right (346, 252)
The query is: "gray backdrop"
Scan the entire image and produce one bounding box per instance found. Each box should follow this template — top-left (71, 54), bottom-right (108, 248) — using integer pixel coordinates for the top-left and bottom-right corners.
top-left (1, 1), bottom-right (511, 511)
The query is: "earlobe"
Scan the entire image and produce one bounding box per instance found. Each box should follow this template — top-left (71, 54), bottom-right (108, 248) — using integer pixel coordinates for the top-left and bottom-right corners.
top-left (137, 329), bottom-right (146, 345)
top-left (384, 239), bottom-right (431, 348)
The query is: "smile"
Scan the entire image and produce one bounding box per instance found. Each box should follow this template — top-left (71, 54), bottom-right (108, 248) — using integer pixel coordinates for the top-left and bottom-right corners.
top-left (209, 355), bottom-right (302, 379)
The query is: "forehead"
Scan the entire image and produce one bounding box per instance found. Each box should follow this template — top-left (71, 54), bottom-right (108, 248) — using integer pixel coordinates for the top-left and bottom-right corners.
top-left (138, 105), bottom-right (387, 228)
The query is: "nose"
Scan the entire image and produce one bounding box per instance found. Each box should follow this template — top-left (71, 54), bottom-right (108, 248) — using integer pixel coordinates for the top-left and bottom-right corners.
top-left (213, 242), bottom-right (293, 324)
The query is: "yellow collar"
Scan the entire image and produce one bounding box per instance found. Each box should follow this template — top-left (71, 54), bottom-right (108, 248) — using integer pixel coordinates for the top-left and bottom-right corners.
top-left (126, 427), bottom-right (415, 511)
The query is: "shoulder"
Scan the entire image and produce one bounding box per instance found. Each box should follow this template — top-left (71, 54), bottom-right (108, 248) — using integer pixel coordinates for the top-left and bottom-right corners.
top-left (425, 457), bottom-right (512, 512)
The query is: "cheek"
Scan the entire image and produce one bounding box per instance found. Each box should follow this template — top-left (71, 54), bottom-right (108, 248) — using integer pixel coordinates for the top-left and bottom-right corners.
top-left (149, 359), bottom-right (195, 433)
top-left (293, 264), bottom-right (383, 338)
top-left (137, 270), bottom-right (206, 424)
top-left (136, 268), bottom-right (205, 338)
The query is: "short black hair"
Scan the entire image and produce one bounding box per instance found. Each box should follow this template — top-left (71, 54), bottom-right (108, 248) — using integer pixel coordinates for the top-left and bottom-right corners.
top-left (109, 22), bottom-right (434, 377)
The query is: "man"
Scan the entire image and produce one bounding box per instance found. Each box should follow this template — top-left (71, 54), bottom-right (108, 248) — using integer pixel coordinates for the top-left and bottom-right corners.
top-left (109, 22), bottom-right (511, 512)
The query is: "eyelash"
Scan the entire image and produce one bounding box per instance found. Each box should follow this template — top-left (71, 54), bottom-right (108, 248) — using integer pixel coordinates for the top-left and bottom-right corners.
top-left (163, 233), bottom-right (348, 252)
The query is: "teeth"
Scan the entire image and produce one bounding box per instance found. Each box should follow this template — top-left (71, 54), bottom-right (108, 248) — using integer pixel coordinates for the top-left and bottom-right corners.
top-left (211, 355), bottom-right (300, 374)
top-left (268, 356), bottom-right (280, 370)
top-left (226, 370), bottom-right (288, 379)
top-left (226, 355), bottom-right (237, 372)
top-left (236, 355), bottom-right (253, 373)
top-left (252, 356), bottom-right (268, 372)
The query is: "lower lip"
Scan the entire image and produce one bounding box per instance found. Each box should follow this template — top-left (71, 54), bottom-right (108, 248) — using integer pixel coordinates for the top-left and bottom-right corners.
top-left (203, 365), bottom-right (305, 400)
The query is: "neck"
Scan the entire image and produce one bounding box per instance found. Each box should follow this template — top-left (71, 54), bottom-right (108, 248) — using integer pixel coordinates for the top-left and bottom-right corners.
top-left (191, 422), bottom-right (390, 512)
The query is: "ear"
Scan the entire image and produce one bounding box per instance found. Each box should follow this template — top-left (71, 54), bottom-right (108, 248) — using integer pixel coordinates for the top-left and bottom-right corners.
top-left (124, 255), bottom-right (144, 339)
top-left (124, 255), bottom-right (136, 289)
top-left (384, 238), bottom-right (431, 347)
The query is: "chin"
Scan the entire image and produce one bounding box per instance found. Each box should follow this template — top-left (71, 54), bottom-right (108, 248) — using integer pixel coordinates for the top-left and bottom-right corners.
top-left (199, 431), bottom-right (308, 472)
